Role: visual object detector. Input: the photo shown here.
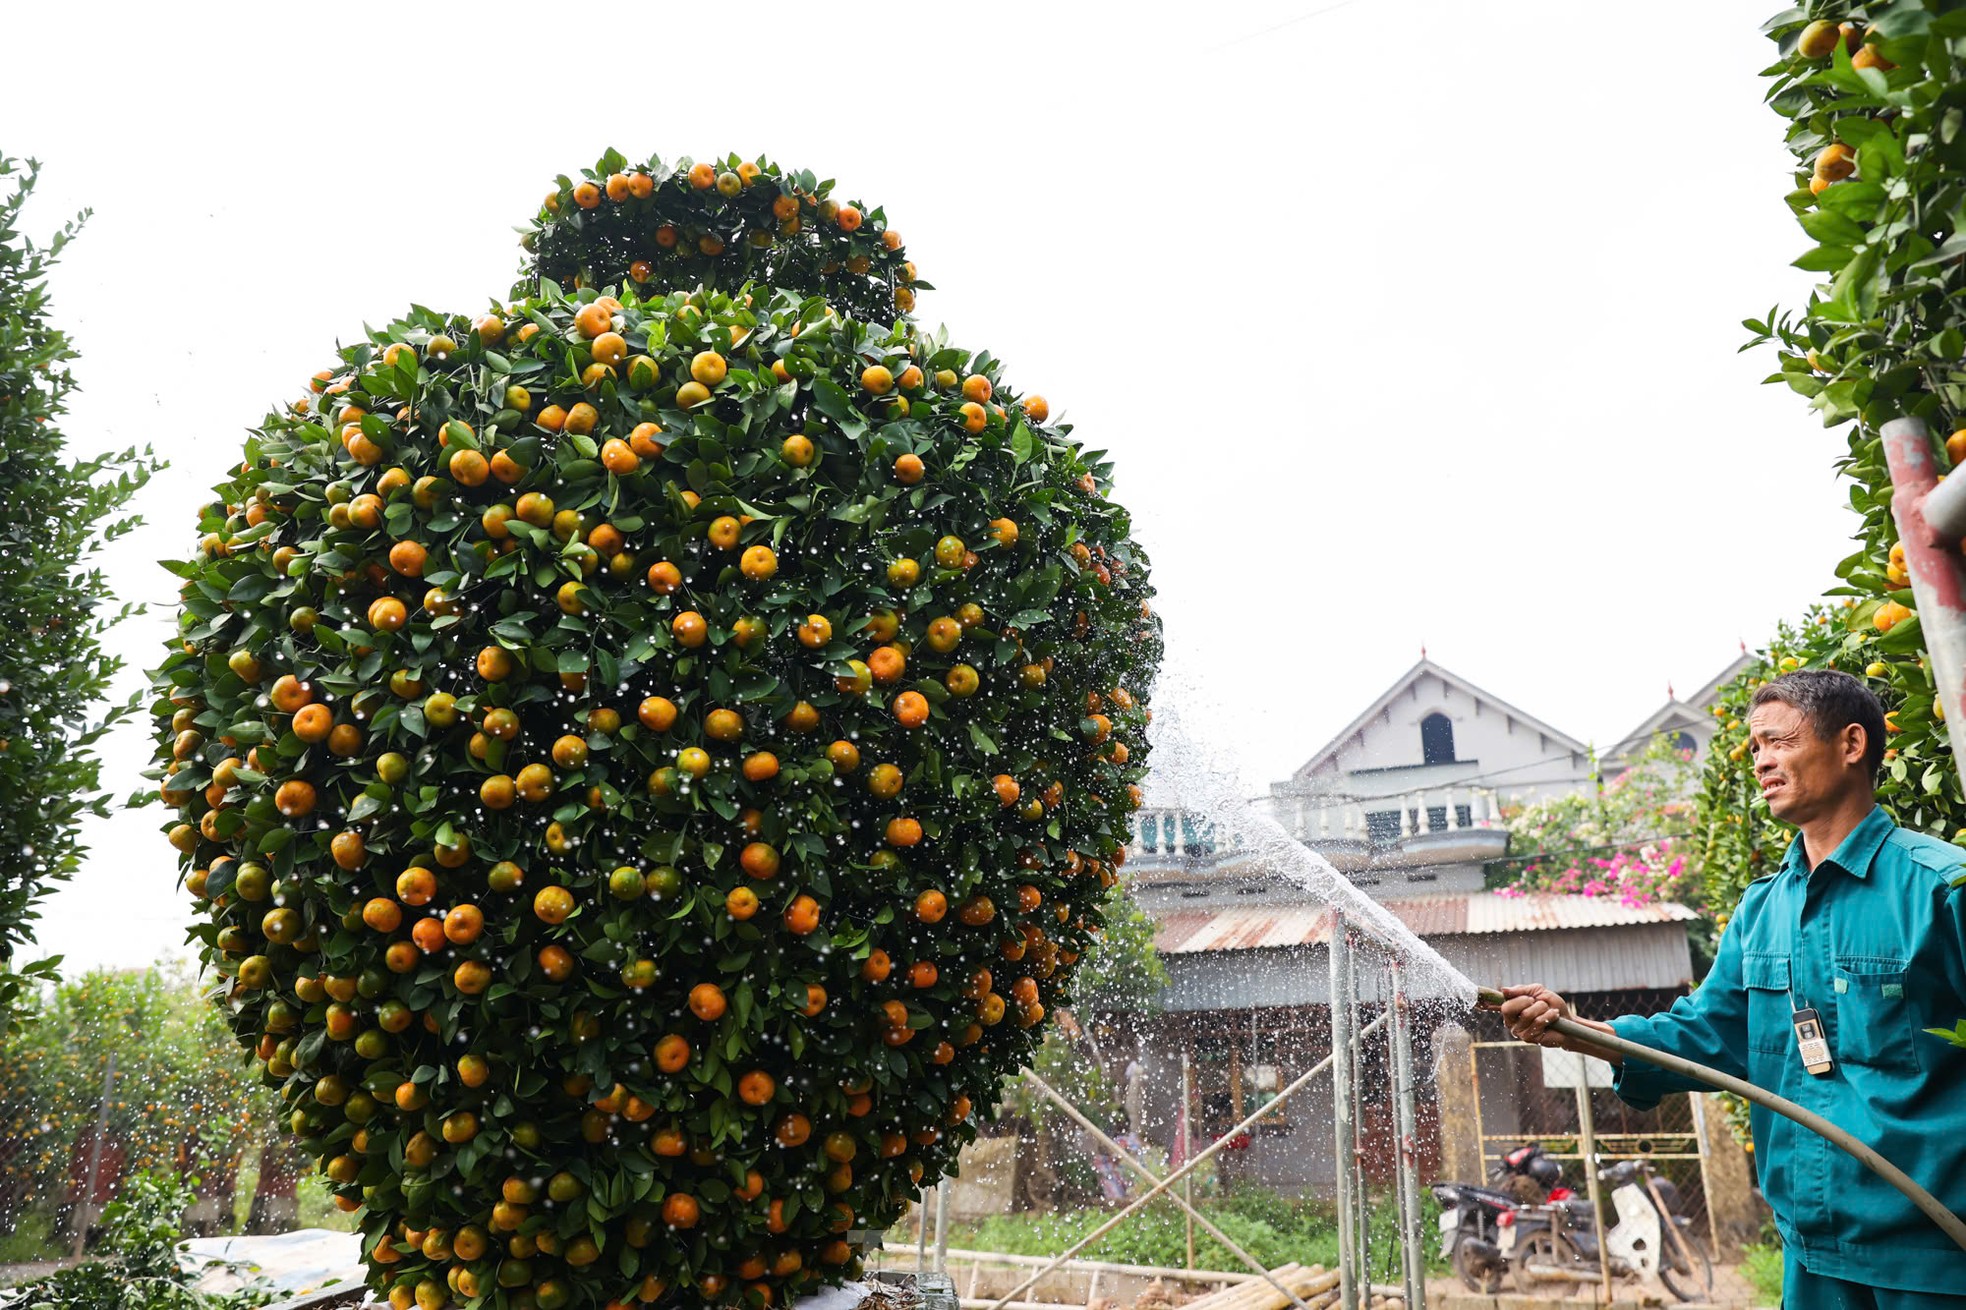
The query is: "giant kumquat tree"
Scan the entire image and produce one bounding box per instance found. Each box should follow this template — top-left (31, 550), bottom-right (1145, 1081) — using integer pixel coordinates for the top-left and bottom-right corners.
top-left (138, 151), bottom-right (1161, 1310)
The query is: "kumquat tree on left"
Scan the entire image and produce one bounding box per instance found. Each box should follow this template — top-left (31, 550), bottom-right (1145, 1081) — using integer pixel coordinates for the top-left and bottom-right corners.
top-left (0, 154), bottom-right (161, 1031)
top-left (137, 150), bottom-right (1161, 1310)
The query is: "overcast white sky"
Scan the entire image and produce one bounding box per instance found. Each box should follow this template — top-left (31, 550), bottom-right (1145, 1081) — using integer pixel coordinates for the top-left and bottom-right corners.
top-left (6, 0), bottom-right (1843, 974)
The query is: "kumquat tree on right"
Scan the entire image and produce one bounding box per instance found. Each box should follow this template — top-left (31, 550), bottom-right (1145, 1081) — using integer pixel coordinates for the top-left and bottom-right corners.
top-left (1701, 3), bottom-right (1966, 1054)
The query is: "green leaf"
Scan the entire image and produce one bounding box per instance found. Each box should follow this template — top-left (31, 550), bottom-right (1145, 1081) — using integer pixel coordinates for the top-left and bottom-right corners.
top-left (1009, 420), bottom-right (1034, 465)
top-left (226, 574), bottom-right (275, 604)
top-left (1817, 181), bottom-right (1885, 218)
top-left (1794, 245), bottom-right (1855, 273)
top-left (1799, 209), bottom-right (1867, 246)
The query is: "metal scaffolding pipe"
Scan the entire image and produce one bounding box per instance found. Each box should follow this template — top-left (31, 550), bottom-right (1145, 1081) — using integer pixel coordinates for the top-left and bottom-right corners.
top-left (917, 1183), bottom-right (930, 1269)
top-left (1348, 945), bottom-right (1368, 1288)
top-left (1476, 987), bottom-right (1966, 1252)
top-left (1880, 416), bottom-right (1966, 765)
top-left (935, 1177), bottom-right (950, 1273)
top-left (1387, 960), bottom-right (1425, 1310)
top-left (1329, 916), bottom-right (1359, 1310)
top-left (985, 1012), bottom-right (1389, 1310)
top-left (1023, 1073), bottom-right (1313, 1310)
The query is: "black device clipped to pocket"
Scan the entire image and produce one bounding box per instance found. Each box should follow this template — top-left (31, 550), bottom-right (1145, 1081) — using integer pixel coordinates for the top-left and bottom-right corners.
top-left (1792, 1007), bottom-right (1834, 1075)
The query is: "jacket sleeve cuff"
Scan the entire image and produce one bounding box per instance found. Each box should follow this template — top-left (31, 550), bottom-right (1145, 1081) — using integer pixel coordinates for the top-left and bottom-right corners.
top-left (1608, 1015), bottom-right (1673, 1111)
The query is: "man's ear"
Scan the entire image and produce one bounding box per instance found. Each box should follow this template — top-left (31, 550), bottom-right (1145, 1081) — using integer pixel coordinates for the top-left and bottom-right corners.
top-left (1843, 722), bottom-right (1870, 769)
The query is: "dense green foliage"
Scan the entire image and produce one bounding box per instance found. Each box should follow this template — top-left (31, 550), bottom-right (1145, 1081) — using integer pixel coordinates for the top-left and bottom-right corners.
top-left (0, 155), bottom-right (161, 1029)
top-left (1741, 1237), bottom-right (1787, 1305)
top-left (1060, 889), bottom-right (1167, 1015)
top-left (936, 1187), bottom-right (1441, 1281)
top-left (0, 962), bottom-right (276, 1232)
top-left (136, 150), bottom-right (1161, 1310)
top-left (1495, 735), bottom-right (1705, 908)
top-left (995, 890), bottom-right (1168, 1181)
top-left (1726, 0), bottom-right (1966, 855)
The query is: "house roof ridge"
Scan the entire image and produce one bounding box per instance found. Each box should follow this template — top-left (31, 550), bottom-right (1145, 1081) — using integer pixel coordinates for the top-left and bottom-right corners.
top-left (1288, 657), bottom-right (1589, 782)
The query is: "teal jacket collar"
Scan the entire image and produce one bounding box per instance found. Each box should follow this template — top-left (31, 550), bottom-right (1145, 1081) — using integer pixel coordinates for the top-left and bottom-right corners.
top-left (1780, 802), bottom-right (1892, 881)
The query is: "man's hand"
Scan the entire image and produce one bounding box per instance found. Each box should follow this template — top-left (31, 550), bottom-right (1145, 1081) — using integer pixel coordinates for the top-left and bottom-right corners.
top-left (1498, 983), bottom-right (1574, 1048)
top-left (1493, 983), bottom-right (1623, 1065)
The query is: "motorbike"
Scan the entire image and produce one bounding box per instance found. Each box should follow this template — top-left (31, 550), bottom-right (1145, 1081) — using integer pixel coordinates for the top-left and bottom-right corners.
top-left (1431, 1144), bottom-right (1567, 1292)
top-left (1430, 1178), bottom-right (1531, 1293)
top-left (1494, 1143), bottom-right (1566, 1198)
top-left (1503, 1158), bottom-right (1714, 1302)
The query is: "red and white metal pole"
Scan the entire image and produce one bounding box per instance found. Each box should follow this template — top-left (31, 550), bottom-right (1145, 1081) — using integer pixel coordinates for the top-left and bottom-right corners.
top-left (1880, 416), bottom-right (1966, 762)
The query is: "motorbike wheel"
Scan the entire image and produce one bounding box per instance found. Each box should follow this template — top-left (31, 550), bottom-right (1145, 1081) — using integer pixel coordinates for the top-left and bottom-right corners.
top-left (1659, 1230), bottom-right (1714, 1303)
top-left (1452, 1234), bottom-right (1503, 1294)
top-left (1513, 1231), bottom-right (1581, 1299)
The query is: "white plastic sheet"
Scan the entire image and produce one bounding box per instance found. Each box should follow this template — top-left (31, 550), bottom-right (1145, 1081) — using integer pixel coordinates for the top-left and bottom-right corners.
top-left (177, 1228), bottom-right (363, 1296)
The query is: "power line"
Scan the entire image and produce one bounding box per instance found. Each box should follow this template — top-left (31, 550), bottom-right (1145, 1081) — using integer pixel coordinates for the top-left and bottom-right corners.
top-left (1200, 0), bottom-right (1376, 53)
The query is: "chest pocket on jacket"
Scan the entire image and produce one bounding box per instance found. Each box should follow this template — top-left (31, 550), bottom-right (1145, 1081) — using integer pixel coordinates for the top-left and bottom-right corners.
top-left (1833, 956), bottom-right (1919, 1073)
top-left (1742, 953), bottom-right (1792, 1055)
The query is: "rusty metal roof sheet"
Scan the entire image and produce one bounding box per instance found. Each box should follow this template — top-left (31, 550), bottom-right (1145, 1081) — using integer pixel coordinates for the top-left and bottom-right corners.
top-left (1152, 893), bottom-right (1698, 955)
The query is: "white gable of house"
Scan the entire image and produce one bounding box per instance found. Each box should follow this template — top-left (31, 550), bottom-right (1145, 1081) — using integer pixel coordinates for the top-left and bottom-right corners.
top-left (1289, 659), bottom-right (1591, 786)
top-left (1603, 701), bottom-right (1709, 764)
top-left (1602, 654), bottom-right (1754, 766)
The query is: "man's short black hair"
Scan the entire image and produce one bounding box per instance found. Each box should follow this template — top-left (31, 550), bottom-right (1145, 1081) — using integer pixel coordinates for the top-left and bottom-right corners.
top-left (1748, 669), bottom-right (1887, 779)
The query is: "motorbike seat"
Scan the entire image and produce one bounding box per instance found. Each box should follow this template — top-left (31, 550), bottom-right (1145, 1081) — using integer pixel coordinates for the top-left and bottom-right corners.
top-left (1459, 1184), bottom-right (1521, 1208)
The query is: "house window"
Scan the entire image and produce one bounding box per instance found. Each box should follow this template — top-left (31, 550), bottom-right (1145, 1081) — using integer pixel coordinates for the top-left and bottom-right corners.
top-left (1421, 712), bottom-right (1455, 765)
top-left (1139, 816), bottom-right (1158, 852)
top-left (1426, 806), bottom-right (1447, 833)
top-left (1366, 810), bottom-right (1404, 847)
top-left (1455, 804), bottom-right (1473, 828)
top-left (1243, 1057), bottom-right (1290, 1131)
top-left (1188, 1038), bottom-right (1241, 1138)
top-left (1189, 1028), bottom-right (1305, 1137)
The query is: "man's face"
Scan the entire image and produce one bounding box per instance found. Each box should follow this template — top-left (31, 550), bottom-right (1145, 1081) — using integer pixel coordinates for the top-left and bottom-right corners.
top-left (1747, 699), bottom-right (1866, 823)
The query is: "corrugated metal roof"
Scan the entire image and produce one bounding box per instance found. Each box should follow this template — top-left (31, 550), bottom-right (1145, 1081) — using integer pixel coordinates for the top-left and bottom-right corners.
top-left (1155, 921), bottom-right (1696, 1008)
top-left (1152, 893), bottom-right (1697, 955)
top-left (1461, 893), bottom-right (1700, 933)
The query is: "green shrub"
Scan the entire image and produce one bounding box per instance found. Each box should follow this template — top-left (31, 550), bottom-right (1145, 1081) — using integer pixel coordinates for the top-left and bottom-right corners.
top-left (0, 1171), bottom-right (274, 1310)
top-left (1741, 1239), bottom-right (1784, 1306)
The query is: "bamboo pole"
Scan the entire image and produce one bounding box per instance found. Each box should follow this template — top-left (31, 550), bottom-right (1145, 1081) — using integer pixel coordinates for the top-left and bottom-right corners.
top-left (936, 1250), bottom-right (1255, 1283)
top-left (1572, 1076), bottom-right (1613, 1301)
top-left (1187, 1264), bottom-right (1311, 1310)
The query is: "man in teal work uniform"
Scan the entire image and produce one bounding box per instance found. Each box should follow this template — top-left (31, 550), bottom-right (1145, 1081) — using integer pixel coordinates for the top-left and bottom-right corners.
top-left (1498, 670), bottom-right (1966, 1308)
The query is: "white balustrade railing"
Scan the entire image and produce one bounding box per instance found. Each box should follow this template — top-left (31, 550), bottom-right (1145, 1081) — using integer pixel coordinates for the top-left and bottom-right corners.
top-left (1126, 789), bottom-right (1505, 865)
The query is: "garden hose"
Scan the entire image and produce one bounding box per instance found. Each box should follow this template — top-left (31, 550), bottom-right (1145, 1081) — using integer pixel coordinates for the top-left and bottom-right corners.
top-left (1475, 986), bottom-right (1966, 1253)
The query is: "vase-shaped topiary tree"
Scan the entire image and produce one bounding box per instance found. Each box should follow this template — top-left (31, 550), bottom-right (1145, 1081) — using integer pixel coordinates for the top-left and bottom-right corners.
top-left (140, 150), bottom-right (1160, 1310)
top-left (0, 154), bottom-right (161, 1033)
